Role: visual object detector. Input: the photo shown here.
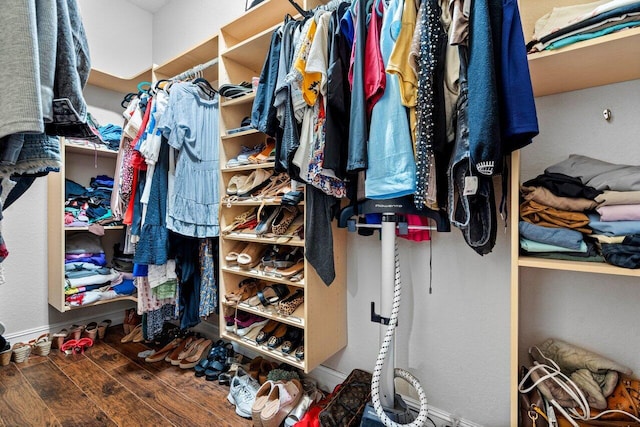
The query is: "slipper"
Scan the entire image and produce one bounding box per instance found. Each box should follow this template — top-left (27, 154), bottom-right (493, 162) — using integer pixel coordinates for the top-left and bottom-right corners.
top-left (226, 174), bottom-right (249, 195)
top-left (237, 169), bottom-right (272, 197)
top-left (237, 244), bottom-right (269, 269)
top-left (257, 283), bottom-right (290, 306)
top-left (225, 241), bottom-right (249, 266)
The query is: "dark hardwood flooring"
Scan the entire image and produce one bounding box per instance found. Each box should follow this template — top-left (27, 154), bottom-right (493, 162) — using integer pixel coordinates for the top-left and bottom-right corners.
top-left (0, 326), bottom-right (253, 427)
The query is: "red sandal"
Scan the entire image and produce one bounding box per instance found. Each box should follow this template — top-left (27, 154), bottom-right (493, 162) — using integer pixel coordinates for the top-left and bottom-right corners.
top-left (60, 337), bottom-right (93, 355)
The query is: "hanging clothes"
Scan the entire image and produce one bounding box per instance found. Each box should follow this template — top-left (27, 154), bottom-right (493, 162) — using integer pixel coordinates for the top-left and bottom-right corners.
top-left (158, 82), bottom-right (220, 238)
top-left (365, 0), bottom-right (417, 200)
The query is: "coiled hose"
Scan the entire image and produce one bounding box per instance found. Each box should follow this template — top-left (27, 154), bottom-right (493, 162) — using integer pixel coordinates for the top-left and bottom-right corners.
top-left (370, 242), bottom-right (430, 427)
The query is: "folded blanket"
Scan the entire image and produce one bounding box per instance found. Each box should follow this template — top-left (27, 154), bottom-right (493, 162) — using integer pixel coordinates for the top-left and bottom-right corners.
top-left (519, 221), bottom-right (585, 250)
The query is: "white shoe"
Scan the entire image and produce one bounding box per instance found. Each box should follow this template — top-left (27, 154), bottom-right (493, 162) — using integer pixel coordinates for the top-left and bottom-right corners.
top-left (228, 368), bottom-right (260, 418)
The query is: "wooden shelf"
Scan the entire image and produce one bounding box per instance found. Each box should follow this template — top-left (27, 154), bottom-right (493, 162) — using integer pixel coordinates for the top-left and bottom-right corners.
top-left (528, 27), bottom-right (640, 97)
top-left (154, 35), bottom-right (219, 81)
top-left (65, 225), bottom-right (124, 231)
top-left (221, 266), bottom-right (305, 287)
top-left (221, 128), bottom-right (260, 140)
top-left (221, 162), bottom-right (275, 173)
top-left (64, 295), bottom-right (137, 312)
top-left (87, 68), bottom-right (153, 94)
top-left (221, 92), bottom-right (256, 107)
top-left (222, 233), bottom-right (305, 247)
top-left (518, 256), bottom-right (640, 277)
top-left (221, 329), bottom-right (305, 370)
top-left (224, 301), bottom-right (306, 328)
top-left (221, 198), bottom-right (304, 207)
top-left (220, 0), bottom-right (298, 48)
top-left (65, 143), bottom-right (119, 158)
top-left (221, 26), bottom-right (276, 74)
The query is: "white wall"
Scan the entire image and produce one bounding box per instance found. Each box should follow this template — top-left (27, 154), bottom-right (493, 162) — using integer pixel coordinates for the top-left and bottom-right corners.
top-left (77, 0), bottom-right (153, 77)
top-left (151, 0), bottom-right (245, 66)
top-left (518, 79), bottom-right (640, 377)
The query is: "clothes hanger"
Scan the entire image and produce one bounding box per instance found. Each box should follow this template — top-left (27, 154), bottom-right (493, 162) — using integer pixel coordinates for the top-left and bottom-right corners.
top-left (121, 92), bottom-right (136, 109)
top-left (192, 77), bottom-right (217, 98)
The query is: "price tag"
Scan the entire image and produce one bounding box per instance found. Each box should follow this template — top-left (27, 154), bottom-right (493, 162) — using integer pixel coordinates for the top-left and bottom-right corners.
top-left (463, 176), bottom-right (478, 195)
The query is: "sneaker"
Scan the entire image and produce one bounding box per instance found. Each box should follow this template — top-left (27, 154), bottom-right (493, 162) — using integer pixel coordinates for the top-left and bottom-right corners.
top-left (225, 311), bottom-right (252, 332)
top-left (228, 368), bottom-right (260, 418)
top-left (235, 315), bottom-right (268, 337)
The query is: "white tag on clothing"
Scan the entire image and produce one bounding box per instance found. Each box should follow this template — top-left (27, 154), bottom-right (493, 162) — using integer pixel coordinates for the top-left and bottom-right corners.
top-left (463, 176), bottom-right (478, 195)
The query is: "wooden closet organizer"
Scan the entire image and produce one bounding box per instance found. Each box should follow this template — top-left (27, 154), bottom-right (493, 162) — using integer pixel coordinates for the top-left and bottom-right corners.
top-left (510, 0), bottom-right (640, 423)
top-left (217, 0), bottom-right (347, 373)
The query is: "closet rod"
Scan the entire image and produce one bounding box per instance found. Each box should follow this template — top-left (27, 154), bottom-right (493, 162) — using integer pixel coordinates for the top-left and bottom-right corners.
top-left (171, 57), bottom-right (219, 80)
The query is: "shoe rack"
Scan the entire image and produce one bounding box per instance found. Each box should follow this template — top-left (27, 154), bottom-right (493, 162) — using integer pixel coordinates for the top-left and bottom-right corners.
top-left (47, 140), bottom-right (135, 312)
top-left (510, 0), bottom-right (640, 423)
top-left (217, 0), bottom-right (347, 373)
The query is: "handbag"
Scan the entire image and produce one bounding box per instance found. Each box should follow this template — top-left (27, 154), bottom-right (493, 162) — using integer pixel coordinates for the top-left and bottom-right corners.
top-left (318, 369), bottom-right (372, 427)
top-left (519, 366), bottom-right (549, 427)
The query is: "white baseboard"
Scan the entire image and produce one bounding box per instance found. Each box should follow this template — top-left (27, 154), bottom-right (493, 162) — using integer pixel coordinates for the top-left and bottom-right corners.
top-left (3, 308), bottom-right (124, 344)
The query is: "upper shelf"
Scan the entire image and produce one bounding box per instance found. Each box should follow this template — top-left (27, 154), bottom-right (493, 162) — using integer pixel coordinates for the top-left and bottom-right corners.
top-left (528, 27), bottom-right (640, 97)
top-left (87, 67), bottom-right (153, 94)
top-left (154, 34), bottom-right (219, 82)
top-left (519, 256), bottom-right (640, 277)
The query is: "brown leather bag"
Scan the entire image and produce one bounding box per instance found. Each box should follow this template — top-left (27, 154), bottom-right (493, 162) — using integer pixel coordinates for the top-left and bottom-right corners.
top-left (318, 369), bottom-right (372, 427)
top-left (556, 375), bottom-right (640, 426)
top-left (520, 366), bottom-right (549, 427)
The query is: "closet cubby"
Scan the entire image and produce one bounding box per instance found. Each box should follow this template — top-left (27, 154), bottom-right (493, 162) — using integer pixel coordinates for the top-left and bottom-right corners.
top-left (510, 1), bottom-right (640, 423)
top-left (218, 0), bottom-right (347, 372)
top-left (47, 141), bottom-right (134, 312)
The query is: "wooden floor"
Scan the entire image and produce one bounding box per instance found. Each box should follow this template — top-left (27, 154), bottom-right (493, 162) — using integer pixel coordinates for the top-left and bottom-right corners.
top-left (0, 326), bottom-right (253, 427)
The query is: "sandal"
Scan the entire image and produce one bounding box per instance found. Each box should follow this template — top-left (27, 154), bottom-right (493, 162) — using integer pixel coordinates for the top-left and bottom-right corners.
top-left (225, 278), bottom-right (264, 304)
top-left (251, 173), bottom-right (291, 201)
top-left (249, 137), bottom-right (276, 163)
top-left (222, 208), bottom-right (257, 234)
top-left (257, 284), bottom-right (290, 306)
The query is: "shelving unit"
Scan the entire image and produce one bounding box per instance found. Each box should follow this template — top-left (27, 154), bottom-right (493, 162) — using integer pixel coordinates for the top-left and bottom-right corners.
top-left (47, 141), bottom-right (131, 312)
top-left (87, 67), bottom-right (153, 93)
top-left (217, 0), bottom-right (347, 373)
top-left (510, 1), bottom-right (640, 423)
top-left (153, 34), bottom-right (219, 83)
